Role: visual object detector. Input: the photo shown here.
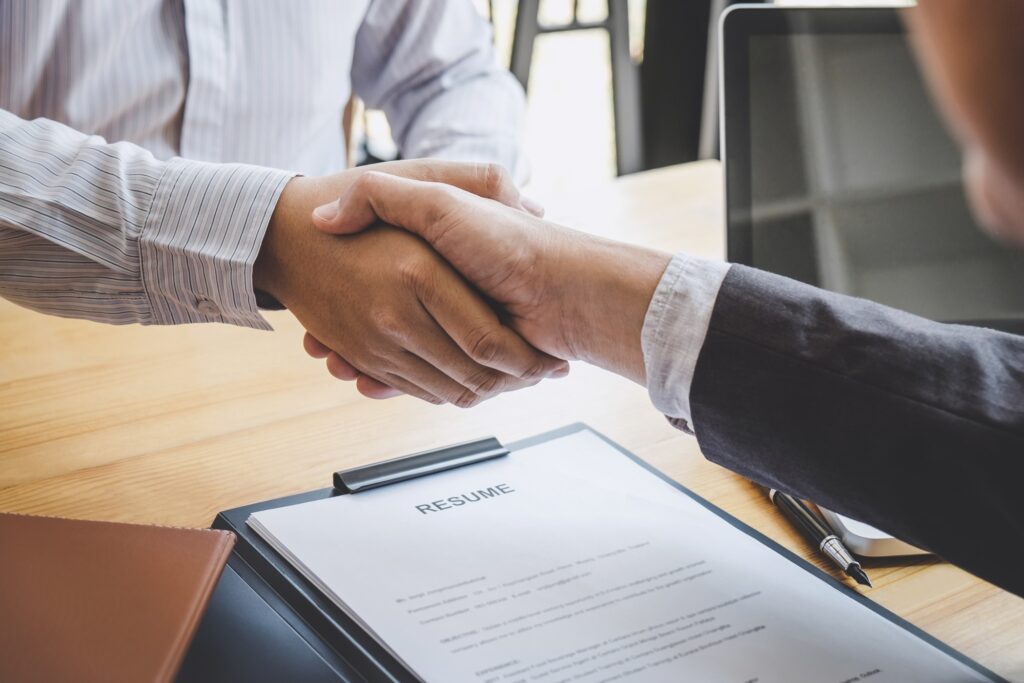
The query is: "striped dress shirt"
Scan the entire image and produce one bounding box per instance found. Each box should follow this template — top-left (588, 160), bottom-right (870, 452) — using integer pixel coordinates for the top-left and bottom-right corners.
top-left (0, 0), bottom-right (524, 329)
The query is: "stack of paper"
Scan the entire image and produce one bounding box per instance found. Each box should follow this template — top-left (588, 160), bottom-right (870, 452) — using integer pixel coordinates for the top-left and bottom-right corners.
top-left (249, 429), bottom-right (993, 682)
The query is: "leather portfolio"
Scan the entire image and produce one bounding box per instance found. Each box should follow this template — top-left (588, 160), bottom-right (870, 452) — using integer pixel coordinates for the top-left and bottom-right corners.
top-left (0, 512), bottom-right (234, 683)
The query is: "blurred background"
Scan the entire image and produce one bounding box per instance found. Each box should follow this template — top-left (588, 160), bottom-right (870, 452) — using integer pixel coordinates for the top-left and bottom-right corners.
top-left (353, 0), bottom-right (905, 194)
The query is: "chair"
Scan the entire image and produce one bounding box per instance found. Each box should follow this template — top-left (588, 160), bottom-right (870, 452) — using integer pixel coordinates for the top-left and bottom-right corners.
top-left (508, 0), bottom-right (643, 176)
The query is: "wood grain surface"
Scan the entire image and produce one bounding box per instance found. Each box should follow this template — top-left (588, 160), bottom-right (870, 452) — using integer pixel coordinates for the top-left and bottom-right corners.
top-left (1, 161), bottom-right (1021, 679)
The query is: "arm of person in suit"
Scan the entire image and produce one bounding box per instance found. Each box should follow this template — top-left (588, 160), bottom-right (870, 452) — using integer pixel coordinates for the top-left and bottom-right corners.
top-left (309, 173), bottom-right (1024, 598)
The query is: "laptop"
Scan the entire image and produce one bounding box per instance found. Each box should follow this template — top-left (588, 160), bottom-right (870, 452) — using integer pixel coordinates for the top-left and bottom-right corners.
top-left (719, 4), bottom-right (1024, 556)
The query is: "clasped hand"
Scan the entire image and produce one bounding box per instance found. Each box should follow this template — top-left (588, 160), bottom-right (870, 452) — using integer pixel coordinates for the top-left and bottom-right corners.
top-left (255, 160), bottom-right (670, 406)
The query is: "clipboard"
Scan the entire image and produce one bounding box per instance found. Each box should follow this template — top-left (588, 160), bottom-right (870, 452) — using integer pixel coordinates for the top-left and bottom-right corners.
top-left (176, 424), bottom-right (1006, 683)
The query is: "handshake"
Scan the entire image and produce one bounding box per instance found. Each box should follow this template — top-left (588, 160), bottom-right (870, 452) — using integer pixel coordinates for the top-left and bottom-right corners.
top-left (253, 161), bottom-right (672, 406)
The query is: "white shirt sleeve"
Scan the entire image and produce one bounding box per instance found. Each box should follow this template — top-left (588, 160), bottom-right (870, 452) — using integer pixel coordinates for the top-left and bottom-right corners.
top-left (641, 252), bottom-right (732, 434)
top-left (0, 109), bottom-right (294, 328)
top-left (351, 0), bottom-right (527, 178)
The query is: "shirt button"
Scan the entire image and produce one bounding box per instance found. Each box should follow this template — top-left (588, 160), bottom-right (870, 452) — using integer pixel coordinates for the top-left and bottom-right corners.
top-left (196, 298), bottom-right (220, 317)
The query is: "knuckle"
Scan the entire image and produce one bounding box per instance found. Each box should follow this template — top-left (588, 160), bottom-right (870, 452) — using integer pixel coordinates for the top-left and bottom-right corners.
top-left (422, 187), bottom-right (460, 231)
top-left (465, 326), bottom-right (504, 365)
top-left (397, 252), bottom-right (436, 291)
top-left (353, 171), bottom-right (384, 195)
top-left (369, 308), bottom-right (404, 338)
top-left (480, 163), bottom-right (510, 198)
top-left (356, 353), bottom-right (389, 378)
top-left (520, 359), bottom-right (550, 381)
top-left (466, 369), bottom-right (505, 396)
top-left (453, 389), bottom-right (482, 409)
top-left (373, 355), bottom-right (399, 375)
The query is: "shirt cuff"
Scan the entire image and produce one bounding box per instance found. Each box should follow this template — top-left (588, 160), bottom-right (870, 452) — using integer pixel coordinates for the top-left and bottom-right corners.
top-left (138, 158), bottom-right (295, 329)
top-left (641, 252), bottom-right (731, 433)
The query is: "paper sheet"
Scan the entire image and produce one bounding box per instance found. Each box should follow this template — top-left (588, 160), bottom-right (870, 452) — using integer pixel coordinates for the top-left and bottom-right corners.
top-left (249, 429), bottom-right (992, 682)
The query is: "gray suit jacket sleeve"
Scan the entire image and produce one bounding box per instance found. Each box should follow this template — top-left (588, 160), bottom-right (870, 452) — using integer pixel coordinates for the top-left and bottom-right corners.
top-left (689, 265), bottom-right (1024, 597)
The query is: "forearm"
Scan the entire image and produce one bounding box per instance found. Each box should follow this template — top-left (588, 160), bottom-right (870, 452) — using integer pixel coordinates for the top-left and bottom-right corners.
top-left (0, 109), bottom-right (293, 327)
top-left (690, 265), bottom-right (1024, 595)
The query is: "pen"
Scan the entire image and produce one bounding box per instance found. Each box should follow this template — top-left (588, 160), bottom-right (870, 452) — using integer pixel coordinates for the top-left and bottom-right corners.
top-left (768, 489), bottom-right (872, 588)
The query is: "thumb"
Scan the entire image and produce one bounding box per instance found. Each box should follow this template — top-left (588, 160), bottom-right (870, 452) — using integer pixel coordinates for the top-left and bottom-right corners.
top-left (309, 174), bottom-right (388, 236)
top-left (311, 171), bottom-right (459, 246)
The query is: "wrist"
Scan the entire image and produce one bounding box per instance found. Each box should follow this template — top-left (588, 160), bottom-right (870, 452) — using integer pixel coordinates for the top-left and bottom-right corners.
top-left (254, 176), bottom-right (319, 305)
top-left (558, 234), bottom-right (672, 385)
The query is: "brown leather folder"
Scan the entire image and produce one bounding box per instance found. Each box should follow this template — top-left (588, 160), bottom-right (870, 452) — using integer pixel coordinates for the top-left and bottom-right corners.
top-left (0, 513), bottom-right (234, 683)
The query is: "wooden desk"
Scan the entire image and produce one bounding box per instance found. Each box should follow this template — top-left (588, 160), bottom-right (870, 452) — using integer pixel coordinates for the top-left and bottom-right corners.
top-left (1, 161), bottom-right (1021, 679)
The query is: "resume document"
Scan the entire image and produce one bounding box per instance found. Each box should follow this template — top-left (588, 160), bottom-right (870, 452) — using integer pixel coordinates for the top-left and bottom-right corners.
top-left (249, 429), bottom-right (991, 682)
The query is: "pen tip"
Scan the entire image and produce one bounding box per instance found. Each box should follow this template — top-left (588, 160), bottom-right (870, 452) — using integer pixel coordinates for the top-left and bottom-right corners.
top-left (847, 564), bottom-right (873, 588)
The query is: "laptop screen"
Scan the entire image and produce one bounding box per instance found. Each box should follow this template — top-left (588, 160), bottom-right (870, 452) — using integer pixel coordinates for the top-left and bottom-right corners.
top-left (723, 7), bottom-right (1024, 332)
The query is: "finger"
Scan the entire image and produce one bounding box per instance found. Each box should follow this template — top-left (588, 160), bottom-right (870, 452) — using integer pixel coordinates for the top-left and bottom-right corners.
top-left (313, 171), bottom-right (477, 240)
top-left (322, 350), bottom-right (405, 398)
top-left (355, 374), bottom-right (403, 399)
top-left (416, 268), bottom-right (568, 380)
top-left (391, 349), bottom-right (497, 408)
top-left (324, 353), bottom-right (457, 403)
top-left (303, 332), bottom-right (332, 359)
top-left (312, 324), bottom-right (476, 404)
top-left (412, 161), bottom-right (524, 211)
top-left (325, 333), bottom-right (467, 405)
top-left (334, 350), bottom-right (444, 404)
top-left (324, 351), bottom-right (405, 397)
top-left (363, 361), bottom-right (458, 405)
top-left (405, 301), bottom-right (540, 399)
top-left (521, 194), bottom-right (545, 217)
top-left (325, 352), bottom-right (360, 381)
top-left (312, 162), bottom-right (523, 233)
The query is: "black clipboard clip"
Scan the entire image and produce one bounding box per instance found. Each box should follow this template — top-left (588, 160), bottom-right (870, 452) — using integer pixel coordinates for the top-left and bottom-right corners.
top-left (333, 436), bottom-right (509, 494)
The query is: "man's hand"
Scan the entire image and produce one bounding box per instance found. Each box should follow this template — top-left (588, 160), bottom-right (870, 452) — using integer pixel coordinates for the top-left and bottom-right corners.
top-left (310, 170), bottom-right (672, 387)
top-left (254, 161), bottom-right (567, 406)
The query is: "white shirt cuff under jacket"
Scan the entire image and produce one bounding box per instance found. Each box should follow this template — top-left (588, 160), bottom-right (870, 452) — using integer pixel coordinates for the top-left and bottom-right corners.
top-left (641, 252), bottom-right (731, 434)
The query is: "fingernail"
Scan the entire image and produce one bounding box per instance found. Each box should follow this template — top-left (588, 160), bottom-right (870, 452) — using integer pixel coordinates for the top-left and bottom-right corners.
top-left (313, 201), bottom-right (339, 222)
top-left (521, 195), bottom-right (545, 217)
top-left (551, 363), bottom-right (570, 378)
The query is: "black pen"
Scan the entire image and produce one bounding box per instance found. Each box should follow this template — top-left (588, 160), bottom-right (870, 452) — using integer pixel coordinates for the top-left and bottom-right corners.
top-left (769, 489), bottom-right (872, 588)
